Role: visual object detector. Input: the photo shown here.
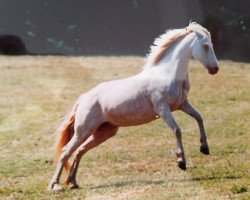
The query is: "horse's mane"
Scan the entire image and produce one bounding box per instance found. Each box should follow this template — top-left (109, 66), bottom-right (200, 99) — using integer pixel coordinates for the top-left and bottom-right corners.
top-left (145, 22), bottom-right (211, 68)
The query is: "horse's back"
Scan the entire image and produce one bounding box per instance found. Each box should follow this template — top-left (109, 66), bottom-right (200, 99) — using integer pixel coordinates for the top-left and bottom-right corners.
top-left (76, 76), bottom-right (157, 127)
top-left (99, 78), bottom-right (158, 126)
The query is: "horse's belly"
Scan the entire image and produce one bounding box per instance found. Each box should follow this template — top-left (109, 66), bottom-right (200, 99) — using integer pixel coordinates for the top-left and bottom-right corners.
top-left (103, 98), bottom-right (158, 127)
top-left (107, 110), bottom-right (157, 127)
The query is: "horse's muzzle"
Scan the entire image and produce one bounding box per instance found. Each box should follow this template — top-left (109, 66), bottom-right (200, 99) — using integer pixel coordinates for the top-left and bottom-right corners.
top-left (208, 66), bottom-right (219, 75)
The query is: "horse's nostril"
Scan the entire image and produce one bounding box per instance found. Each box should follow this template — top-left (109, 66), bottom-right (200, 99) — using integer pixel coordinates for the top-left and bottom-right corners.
top-left (215, 66), bottom-right (219, 73)
top-left (208, 66), bottom-right (219, 75)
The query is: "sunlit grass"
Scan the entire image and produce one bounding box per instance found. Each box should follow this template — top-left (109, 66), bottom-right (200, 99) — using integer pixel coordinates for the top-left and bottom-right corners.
top-left (0, 56), bottom-right (249, 199)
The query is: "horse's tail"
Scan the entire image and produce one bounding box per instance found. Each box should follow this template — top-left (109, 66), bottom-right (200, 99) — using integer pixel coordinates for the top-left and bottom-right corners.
top-left (54, 103), bottom-right (78, 172)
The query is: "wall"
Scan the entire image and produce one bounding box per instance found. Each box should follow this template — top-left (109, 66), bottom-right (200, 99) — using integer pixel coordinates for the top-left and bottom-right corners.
top-left (0, 0), bottom-right (249, 61)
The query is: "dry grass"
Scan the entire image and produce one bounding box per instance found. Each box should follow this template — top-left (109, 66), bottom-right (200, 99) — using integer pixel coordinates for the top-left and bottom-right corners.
top-left (0, 55), bottom-right (249, 199)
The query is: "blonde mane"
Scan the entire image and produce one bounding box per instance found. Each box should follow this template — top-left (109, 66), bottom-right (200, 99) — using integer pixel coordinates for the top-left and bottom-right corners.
top-left (145, 22), bottom-right (211, 67)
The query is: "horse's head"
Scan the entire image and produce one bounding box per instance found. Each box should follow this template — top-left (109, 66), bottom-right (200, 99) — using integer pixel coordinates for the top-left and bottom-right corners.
top-left (191, 32), bottom-right (219, 75)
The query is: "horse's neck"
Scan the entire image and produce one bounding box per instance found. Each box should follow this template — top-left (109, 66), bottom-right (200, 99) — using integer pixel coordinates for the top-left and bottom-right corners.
top-left (156, 34), bottom-right (194, 81)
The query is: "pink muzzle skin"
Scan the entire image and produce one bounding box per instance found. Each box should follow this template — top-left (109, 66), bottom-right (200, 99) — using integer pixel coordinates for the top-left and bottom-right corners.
top-left (208, 66), bottom-right (219, 75)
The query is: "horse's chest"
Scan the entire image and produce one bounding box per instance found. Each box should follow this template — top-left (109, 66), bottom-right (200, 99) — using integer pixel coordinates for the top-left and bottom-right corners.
top-left (165, 81), bottom-right (189, 110)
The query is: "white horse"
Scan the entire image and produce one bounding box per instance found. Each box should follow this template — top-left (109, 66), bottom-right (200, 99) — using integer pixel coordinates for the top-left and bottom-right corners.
top-left (48, 22), bottom-right (219, 191)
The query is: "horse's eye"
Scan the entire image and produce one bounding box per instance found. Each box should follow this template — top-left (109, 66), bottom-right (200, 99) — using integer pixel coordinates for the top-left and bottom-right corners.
top-left (203, 44), bottom-right (209, 52)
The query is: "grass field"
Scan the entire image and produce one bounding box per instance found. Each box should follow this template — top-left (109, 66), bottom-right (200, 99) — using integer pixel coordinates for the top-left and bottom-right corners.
top-left (0, 55), bottom-right (249, 200)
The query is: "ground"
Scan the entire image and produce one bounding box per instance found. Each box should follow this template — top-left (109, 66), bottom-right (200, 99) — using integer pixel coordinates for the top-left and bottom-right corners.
top-left (0, 56), bottom-right (249, 199)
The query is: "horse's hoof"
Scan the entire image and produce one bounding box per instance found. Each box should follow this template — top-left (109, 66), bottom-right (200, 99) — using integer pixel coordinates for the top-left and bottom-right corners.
top-left (200, 146), bottom-right (209, 155)
top-left (47, 182), bottom-right (64, 191)
top-left (68, 181), bottom-right (80, 189)
top-left (66, 178), bottom-right (80, 189)
top-left (178, 161), bottom-right (186, 170)
top-left (69, 183), bottom-right (80, 189)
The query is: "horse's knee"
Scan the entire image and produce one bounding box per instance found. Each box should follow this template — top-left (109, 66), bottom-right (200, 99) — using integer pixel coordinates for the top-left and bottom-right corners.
top-left (193, 112), bottom-right (203, 123)
top-left (59, 140), bottom-right (79, 162)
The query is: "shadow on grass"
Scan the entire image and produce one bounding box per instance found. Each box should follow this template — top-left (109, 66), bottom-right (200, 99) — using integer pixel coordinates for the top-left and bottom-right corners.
top-left (90, 179), bottom-right (166, 189)
top-left (192, 175), bottom-right (240, 182)
top-left (90, 174), bottom-right (242, 190)
top-left (90, 177), bottom-right (211, 190)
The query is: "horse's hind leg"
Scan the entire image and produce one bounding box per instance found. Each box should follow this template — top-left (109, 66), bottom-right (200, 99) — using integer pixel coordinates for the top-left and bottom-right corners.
top-left (66, 122), bottom-right (118, 189)
top-left (180, 100), bottom-right (209, 155)
top-left (48, 122), bottom-right (100, 191)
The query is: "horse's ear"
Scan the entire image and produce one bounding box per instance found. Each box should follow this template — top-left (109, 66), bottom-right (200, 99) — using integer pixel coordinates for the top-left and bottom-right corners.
top-left (195, 32), bottom-right (204, 40)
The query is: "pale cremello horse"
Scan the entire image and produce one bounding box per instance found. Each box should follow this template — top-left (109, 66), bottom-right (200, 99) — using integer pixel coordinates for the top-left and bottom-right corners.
top-left (48, 22), bottom-right (219, 191)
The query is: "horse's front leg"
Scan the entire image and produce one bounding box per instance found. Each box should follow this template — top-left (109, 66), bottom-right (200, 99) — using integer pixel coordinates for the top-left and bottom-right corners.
top-left (180, 100), bottom-right (209, 155)
top-left (154, 103), bottom-right (186, 170)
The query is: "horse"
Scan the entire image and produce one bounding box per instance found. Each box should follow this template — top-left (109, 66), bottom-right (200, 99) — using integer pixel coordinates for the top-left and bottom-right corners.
top-left (48, 22), bottom-right (219, 191)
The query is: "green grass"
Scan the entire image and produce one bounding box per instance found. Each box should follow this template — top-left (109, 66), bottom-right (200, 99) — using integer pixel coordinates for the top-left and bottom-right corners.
top-left (0, 56), bottom-right (249, 199)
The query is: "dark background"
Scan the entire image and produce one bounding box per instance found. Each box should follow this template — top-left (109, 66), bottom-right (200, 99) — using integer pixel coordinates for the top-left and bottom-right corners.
top-left (0, 0), bottom-right (249, 61)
